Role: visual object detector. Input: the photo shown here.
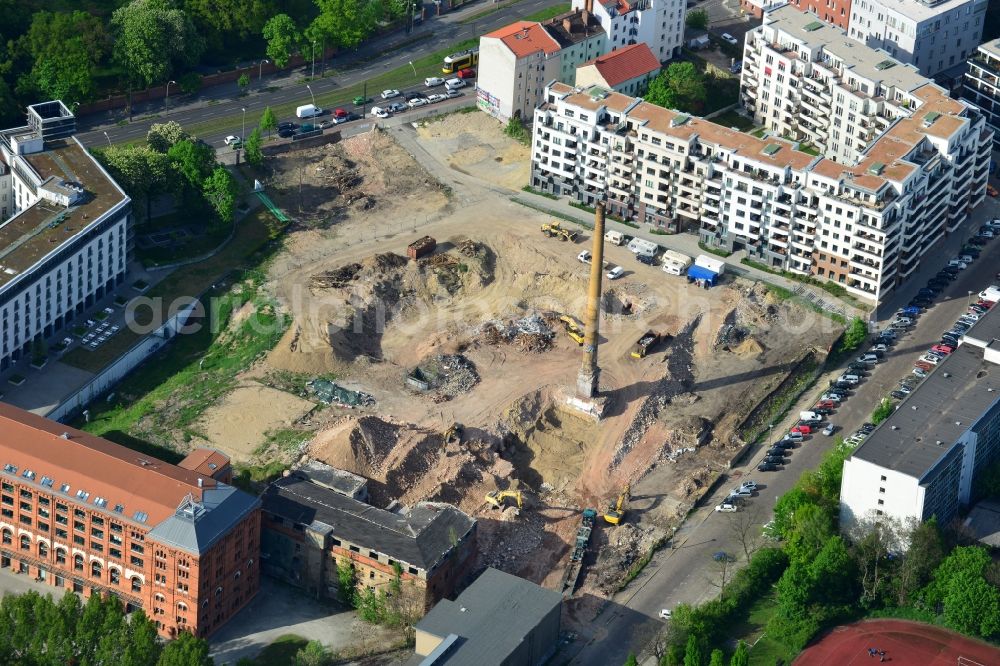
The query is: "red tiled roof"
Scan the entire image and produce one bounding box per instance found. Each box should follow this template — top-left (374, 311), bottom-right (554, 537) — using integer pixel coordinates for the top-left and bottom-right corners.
top-left (178, 448), bottom-right (231, 478)
top-left (0, 403), bottom-right (215, 526)
top-left (485, 21), bottom-right (561, 58)
top-left (579, 43), bottom-right (661, 87)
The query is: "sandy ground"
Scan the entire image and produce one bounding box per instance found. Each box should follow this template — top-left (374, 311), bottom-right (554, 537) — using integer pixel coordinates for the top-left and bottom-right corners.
top-left (190, 115), bottom-right (838, 595)
top-left (196, 385), bottom-right (315, 462)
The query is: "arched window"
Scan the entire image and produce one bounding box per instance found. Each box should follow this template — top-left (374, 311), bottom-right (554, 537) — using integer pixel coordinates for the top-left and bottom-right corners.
top-left (177, 602), bottom-right (188, 612)
top-left (38, 542), bottom-right (48, 558)
top-left (110, 568), bottom-right (120, 584)
top-left (55, 548), bottom-right (66, 565)
top-left (90, 561), bottom-right (101, 579)
top-left (233, 571), bottom-right (241, 580)
top-left (154, 593), bottom-right (165, 603)
top-left (74, 554), bottom-right (84, 572)
top-left (19, 535), bottom-right (29, 551)
top-left (131, 577), bottom-right (141, 593)
top-left (1, 529), bottom-right (11, 545)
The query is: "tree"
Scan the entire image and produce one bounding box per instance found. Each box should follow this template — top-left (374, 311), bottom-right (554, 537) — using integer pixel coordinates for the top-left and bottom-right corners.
top-left (294, 640), bottom-right (332, 666)
top-left (20, 11), bottom-right (109, 103)
top-left (244, 128), bottom-right (264, 167)
top-left (311, 0), bottom-right (378, 51)
top-left (156, 631), bottom-right (212, 666)
top-left (729, 641), bottom-right (749, 666)
top-left (167, 138), bottom-right (216, 187)
top-left (683, 633), bottom-right (703, 666)
top-left (729, 505), bottom-right (764, 561)
top-left (112, 0), bottom-right (204, 90)
top-left (685, 9), bottom-right (708, 30)
top-left (785, 502), bottom-right (834, 566)
top-left (645, 62), bottom-right (707, 113)
top-left (147, 121), bottom-right (188, 153)
top-left (182, 0), bottom-right (274, 43)
top-left (871, 397), bottom-right (894, 425)
top-left (942, 570), bottom-right (1000, 638)
top-left (708, 649), bottom-right (724, 666)
top-left (98, 144), bottom-right (173, 220)
top-left (203, 166), bottom-right (239, 225)
top-left (663, 644), bottom-right (684, 666)
top-left (838, 316), bottom-right (868, 353)
top-left (336, 557), bottom-right (358, 606)
top-left (809, 536), bottom-right (857, 606)
top-left (260, 106), bottom-right (278, 137)
top-left (895, 518), bottom-right (944, 606)
top-left (237, 72), bottom-right (250, 94)
top-left (850, 516), bottom-right (900, 607)
top-left (922, 545), bottom-right (992, 608)
top-left (262, 14), bottom-right (301, 68)
top-left (624, 654), bottom-right (639, 666)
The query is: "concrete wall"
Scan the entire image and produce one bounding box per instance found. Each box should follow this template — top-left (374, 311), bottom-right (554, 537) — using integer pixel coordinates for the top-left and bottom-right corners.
top-left (477, 37), bottom-right (517, 120)
top-left (839, 455), bottom-right (924, 536)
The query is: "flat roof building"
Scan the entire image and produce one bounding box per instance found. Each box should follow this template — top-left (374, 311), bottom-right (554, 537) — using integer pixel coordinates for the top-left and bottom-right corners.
top-left (0, 101), bottom-right (131, 371)
top-left (0, 403), bottom-right (260, 638)
top-left (407, 567), bottom-right (562, 665)
top-left (962, 39), bottom-right (1000, 150)
top-left (840, 304), bottom-right (1000, 541)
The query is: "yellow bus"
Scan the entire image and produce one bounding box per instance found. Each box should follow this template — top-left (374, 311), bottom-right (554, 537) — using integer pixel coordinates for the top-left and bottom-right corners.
top-left (442, 48), bottom-right (479, 74)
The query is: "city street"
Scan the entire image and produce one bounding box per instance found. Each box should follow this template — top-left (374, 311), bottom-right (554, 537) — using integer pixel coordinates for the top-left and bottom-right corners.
top-left (75, 0), bottom-right (565, 151)
top-left (564, 196), bottom-right (1000, 665)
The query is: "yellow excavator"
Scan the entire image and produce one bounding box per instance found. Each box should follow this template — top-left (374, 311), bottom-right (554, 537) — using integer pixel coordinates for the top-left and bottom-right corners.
top-left (540, 221), bottom-right (578, 242)
top-left (559, 314), bottom-right (586, 345)
top-left (603, 484), bottom-right (630, 525)
top-left (485, 490), bottom-right (523, 512)
top-left (443, 422), bottom-right (463, 446)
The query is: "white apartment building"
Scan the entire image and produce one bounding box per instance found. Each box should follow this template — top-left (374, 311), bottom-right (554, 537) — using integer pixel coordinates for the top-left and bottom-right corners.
top-left (847, 0), bottom-right (986, 78)
top-left (743, 6), bottom-right (930, 166)
top-left (529, 79), bottom-right (990, 302)
top-left (962, 38), bottom-right (1000, 150)
top-left (840, 308), bottom-right (1000, 541)
top-left (477, 13), bottom-right (606, 122)
top-left (0, 101), bottom-right (131, 370)
top-left (572, 0), bottom-right (687, 60)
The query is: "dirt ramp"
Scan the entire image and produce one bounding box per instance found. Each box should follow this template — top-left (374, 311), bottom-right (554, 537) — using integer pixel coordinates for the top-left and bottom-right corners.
top-left (311, 416), bottom-right (403, 478)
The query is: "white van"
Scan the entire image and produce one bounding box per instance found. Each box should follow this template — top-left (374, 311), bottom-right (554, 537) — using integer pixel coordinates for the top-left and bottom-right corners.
top-left (296, 104), bottom-right (323, 119)
top-left (605, 230), bottom-right (625, 246)
top-left (799, 411), bottom-right (820, 422)
top-left (445, 78), bottom-right (465, 90)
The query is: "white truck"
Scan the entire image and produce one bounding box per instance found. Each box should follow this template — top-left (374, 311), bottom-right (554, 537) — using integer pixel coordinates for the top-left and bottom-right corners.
top-left (978, 285), bottom-right (1000, 302)
top-left (605, 230), bottom-right (625, 246)
top-left (694, 254), bottom-right (726, 275)
top-left (296, 104), bottom-right (323, 118)
top-left (627, 237), bottom-right (659, 258)
top-left (661, 250), bottom-right (692, 276)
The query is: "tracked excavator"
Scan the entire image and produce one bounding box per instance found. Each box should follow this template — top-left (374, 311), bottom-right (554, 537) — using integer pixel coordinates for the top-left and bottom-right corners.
top-left (603, 484), bottom-right (630, 525)
top-left (485, 490), bottom-right (523, 512)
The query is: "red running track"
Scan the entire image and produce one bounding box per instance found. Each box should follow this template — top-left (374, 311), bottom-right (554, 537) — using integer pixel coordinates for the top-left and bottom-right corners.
top-left (794, 619), bottom-right (1000, 665)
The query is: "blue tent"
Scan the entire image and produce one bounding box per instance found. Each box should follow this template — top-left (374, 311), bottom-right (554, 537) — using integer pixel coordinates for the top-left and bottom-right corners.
top-left (687, 264), bottom-right (719, 285)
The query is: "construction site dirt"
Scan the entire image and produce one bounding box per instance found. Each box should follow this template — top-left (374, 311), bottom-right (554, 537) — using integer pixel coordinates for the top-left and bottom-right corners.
top-left (183, 115), bottom-right (843, 625)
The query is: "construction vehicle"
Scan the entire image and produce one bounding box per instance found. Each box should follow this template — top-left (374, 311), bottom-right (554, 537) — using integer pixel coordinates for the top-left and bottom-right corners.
top-left (443, 422), bottom-right (463, 446)
top-left (540, 221), bottom-right (578, 242)
top-left (630, 330), bottom-right (662, 359)
top-left (560, 508), bottom-right (598, 597)
top-left (485, 490), bottom-right (523, 512)
top-left (603, 484), bottom-right (630, 525)
top-left (559, 315), bottom-right (585, 345)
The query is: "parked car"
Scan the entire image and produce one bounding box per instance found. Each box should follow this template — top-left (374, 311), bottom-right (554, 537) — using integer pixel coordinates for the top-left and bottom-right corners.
top-left (758, 461), bottom-right (779, 472)
top-left (408, 97), bottom-right (430, 108)
top-left (721, 32), bottom-right (739, 45)
top-left (445, 88), bottom-right (462, 98)
top-left (949, 259), bottom-right (968, 269)
top-left (979, 229), bottom-right (995, 239)
top-left (659, 609), bottom-right (673, 620)
top-left (224, 134), bottom-right (241, 146)
top-left (848, 362), bottom-right (870, 373)
top-left (822, 423), bottom-right (836, 436)
top-left (790, 424), bottom-right (812, 435)
top-left (820, 392), bottom-right (844, 403)
top-left (767, 447), bottom-right (789, 458)
top-left (772, 440), bottom-right (795, 449)
top-left (424, 76), bottom-right (445, 87)
top-left (716, 502), bottom-right (738, 512)
top-left (890, 390), bottom-right (908, 400)
top-left (815, 400), bottom-right (836, 409)
top-left (380, 89), bottom-right (401, 99)
top-left (739, 480), bottom-right (759, 491)
top-left (871, 344), bottom-right (888, 354)
top-left (427, 93), bottom-right (448, 103)
top-left (607, 266), bottom-right (625, 280)
top-left (353, 95), bottom-right (371, 106)
top-left (370, 107), bottom-right (390, 118)
top-left (636, 253), bottom-right (657, 265)
top-left (456, 67), bottom-right (477, 79)
top-left (913, 367), bottom-right (929, 377)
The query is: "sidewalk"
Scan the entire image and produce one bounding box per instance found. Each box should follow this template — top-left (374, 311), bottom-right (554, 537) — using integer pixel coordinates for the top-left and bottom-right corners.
top-left (511, 188), bottom-right (866, 319)
top-left (77, 0), bottom-right (532, 134)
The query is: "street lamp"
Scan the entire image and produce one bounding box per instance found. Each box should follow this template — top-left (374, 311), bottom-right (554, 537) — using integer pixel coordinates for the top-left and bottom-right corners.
top-left (102, 131), bottom-right (111, 147)
top-left (311, 41), bottom-right (317, 78)
top-left (165, 80), bottom-right (176, 112)
top-left (258, 59), bottom-right (269, 83)
top-left (408, 60), bottom-right (416, 77)
top-left (306, 84), bottom-right (316, 107)
top-left (240, 107), bottom-right (246, 164)
top-left (968, 290), bottom-right (974, 305)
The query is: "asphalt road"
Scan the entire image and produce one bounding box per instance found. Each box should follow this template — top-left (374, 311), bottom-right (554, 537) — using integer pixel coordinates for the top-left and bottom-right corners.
top-left (75, 0), bottom-right (563, 150)
top-left (566, 196), bottom-right (1000, 665)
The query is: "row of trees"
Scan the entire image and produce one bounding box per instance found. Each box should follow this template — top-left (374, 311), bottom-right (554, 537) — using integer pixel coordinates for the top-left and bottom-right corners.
top-left (641, 438), bottom-right (1000, 665)
top-left (98, 121), bottom-right (239, 225)
top-left (0, 0), bottom-right (417, 127)
top-left (0, 588), bottom-right (211, 665)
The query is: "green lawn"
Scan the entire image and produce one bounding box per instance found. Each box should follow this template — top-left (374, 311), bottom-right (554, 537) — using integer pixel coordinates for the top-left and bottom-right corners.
top-left (62, 208), bottom-right (279, 374)
top-left (524, 3), bottom-right (572, 21)
top-left (134, 210), bottom-right (233, 268)
top-left (735, 593), bottom-right (799, 666)
top-left (165, 38), bottom-right (479, 143)
top-left (710, 109), bottom-right (755, 132)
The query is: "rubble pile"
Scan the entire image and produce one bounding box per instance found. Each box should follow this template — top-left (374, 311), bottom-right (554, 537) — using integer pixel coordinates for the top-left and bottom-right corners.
top-left (478, 511), bottom-right (547, 570)
top-left (478, 313), bottom-right (555, 353)
top-left (310, 262), bottom-right (362, 289)
top-left (594, 523), bottom-right (660, 593)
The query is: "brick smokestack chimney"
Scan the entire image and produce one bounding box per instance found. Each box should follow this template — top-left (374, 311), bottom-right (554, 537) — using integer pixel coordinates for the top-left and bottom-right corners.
top-left (585, 0), bottom-right (594, 13)
top-left (577, 202), bottom-right (605, 399)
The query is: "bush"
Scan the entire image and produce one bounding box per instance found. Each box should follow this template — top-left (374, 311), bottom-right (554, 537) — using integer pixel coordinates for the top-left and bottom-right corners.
top-left (871, 398), bottom-right (894, 425)
top-left (837, 317), bottom-right (868, 354)
top-left (178, 72), bottom-right (202, 95)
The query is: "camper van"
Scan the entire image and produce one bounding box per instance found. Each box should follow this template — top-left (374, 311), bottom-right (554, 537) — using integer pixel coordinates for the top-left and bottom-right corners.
top-left (661, 250), bottom-right (692, 276)
top-left (605, 230), bottom-right (625, 246)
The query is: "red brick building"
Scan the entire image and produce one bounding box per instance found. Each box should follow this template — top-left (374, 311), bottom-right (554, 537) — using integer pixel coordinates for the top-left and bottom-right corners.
top-left (739, 0), bottom-right (852, 29)
top-left (0, 404), bottom-right (260, 638)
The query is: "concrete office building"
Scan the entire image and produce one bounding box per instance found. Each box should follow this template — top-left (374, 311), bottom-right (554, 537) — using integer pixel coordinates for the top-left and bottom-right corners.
top-left (962, 38), bottom-right (1000, 150)
top-left (406, 567), bottom-right (562, 665)
top-left (840, 305), bottom-right (1000, 540)
top-left (742, 6), bottom-right (931, 166)
top-left (0, 404), bottom-right (260, 638)
top-left (0, 101), bottom-right (131, 370)
top-left (529, 75), bottom-right (989, 302)
top-left (260, 462), bottom-right (476, 612)
top-left (847, 0), bottom-right (986, 78)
